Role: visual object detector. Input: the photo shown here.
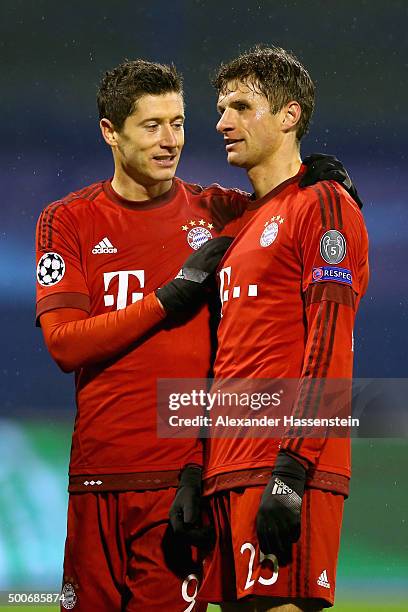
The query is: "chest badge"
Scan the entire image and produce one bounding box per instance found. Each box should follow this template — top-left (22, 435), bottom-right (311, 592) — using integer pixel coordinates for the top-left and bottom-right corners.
top-left (260, 215), bottom-right (285, 247)
top-left (182, 219), bottom-right (214, 250)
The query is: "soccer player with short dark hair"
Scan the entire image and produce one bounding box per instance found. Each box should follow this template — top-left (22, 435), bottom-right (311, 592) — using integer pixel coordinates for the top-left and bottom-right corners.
top-left (35, 57), bottom-right (362, 611)
top-left (36, 58), bottom-right (245, 612)
top-left (198, 46), bottom-right (369, 611)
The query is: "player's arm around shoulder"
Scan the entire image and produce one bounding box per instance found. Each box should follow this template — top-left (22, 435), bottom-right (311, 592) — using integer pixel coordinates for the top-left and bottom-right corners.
top-left (198, 182), bottom-right (251, 232)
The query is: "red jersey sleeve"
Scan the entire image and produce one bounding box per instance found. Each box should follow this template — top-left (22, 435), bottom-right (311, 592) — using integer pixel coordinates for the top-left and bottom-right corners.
top-left (36, 201), bottom-right (166, 372)
top-left (281, 182), bottom-right (369, 466)
top-left (299, 182), bottom-right (368, 295)
top-left (41, 294), bottom-right (165, 372)
top-left (36, 202), bottom-right (90, 320)
top-left (201, 184), bottom-right (249, 232)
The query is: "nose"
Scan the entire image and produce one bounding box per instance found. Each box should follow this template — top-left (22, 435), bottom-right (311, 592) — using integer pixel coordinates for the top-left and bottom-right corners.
top-left (216, 109), bottom-right (234, 134)
top-left (160, 124), bottom-right (178, 148)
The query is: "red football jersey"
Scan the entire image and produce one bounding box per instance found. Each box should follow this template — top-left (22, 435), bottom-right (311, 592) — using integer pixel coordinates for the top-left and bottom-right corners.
top-left (204, 170), bottom-right (369, 493)
top-left (36, 178), bottom-right (248, 479)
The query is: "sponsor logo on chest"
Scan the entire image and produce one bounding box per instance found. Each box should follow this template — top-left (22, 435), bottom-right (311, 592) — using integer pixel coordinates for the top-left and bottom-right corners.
top-left (92, 236), bottom-right (118, 254)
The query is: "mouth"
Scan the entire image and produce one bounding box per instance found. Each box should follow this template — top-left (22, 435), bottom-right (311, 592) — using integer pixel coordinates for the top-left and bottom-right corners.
top-left (224, 139), bottom-right (244, 152)
top-left (152, 154), bottom-right (178, 167)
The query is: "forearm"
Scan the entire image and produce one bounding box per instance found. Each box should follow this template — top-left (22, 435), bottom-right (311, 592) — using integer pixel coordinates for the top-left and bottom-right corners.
top-left (41, 292), bottom-right (165, 372)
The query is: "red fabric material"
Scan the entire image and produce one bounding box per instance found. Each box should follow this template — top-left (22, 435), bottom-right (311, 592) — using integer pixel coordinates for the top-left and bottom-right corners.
top-left (35, 178), bottom-right (249, 476)
top-left (202, 467), bottom-right (350, 498)
top-left (198, 487), bottom-right (344, 605)
top-left (62, 490), bottom-right (206, 611)
top-left (40, 292), bottom-right (165, 372)
top-left (68, 469), bottom-right (180, 492)
top-left (204, 176), bottom-right (369, 489)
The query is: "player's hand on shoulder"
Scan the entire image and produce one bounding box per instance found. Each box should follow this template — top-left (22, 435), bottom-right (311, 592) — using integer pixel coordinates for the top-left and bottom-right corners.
top-left (156, 236), bottom-right (233, 314)
top-left (256, 451), bottom-right (307, 566)
top-left (300, 153), bottom-right (363, 209)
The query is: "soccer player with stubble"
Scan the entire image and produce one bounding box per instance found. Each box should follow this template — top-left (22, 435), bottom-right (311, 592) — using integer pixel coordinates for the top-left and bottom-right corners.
top-left (197, 47), bottom-right (369, 611)
top-left (35, 58), bottom-right (363, 611)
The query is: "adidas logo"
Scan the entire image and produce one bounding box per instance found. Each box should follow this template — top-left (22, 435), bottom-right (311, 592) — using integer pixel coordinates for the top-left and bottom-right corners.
top-left (317, 569), bottom-right (330, 589)
top-left (272, 478), bottom-right (293, 495)
top-left (92, 237), bottom-right (118, 254)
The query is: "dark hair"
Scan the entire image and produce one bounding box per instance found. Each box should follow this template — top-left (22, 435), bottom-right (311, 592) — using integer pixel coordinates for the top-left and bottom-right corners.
top-left (97, 59), bottom-right (183, 130)
top-left (213, 45), bottom-right (315, 140)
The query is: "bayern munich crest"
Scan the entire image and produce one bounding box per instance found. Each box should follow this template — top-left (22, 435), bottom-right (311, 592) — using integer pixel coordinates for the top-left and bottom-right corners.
top-left (37, 252), bottom-right (65, 286)
top-left (182, 219), bottom-right (214, 250)
top-left (260, 215), bottom-right (284, 247)
top-left (61, 582), bottom-right (77, 609)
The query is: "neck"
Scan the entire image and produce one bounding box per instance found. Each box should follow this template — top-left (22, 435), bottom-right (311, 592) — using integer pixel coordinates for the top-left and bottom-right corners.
top-left (111, 167), bottom-right (173, 202)
top-left (248, 142), bottom-right (302, 200)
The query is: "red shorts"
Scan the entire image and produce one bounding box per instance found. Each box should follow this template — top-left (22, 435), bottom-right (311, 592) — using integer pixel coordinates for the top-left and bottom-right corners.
top-left (61, 489), bottom-right (207, 611)
top-left (198, 487), bottom-right (344, 607)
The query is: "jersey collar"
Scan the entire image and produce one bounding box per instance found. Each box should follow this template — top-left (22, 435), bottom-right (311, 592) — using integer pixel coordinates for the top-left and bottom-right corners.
top-left (247, 165), bottom-right (306, 211)
top-left (103, 178), bottom-right (180, 210)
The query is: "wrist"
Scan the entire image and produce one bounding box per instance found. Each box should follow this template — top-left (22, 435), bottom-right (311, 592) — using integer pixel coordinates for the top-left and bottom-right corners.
top-left (274, 451), bottom-right (307, 477)
top-left (272, 451), bottom-right (307, 498)
top-left (179, 465), bottom-right (202, 490)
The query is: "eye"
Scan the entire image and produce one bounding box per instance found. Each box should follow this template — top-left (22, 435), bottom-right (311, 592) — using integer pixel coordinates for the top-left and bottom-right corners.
top-left (236, 103), bottom-right (248, 112)
top-left (145, 123), bottom-right (159, 131)
top-left (172, 121), bottom-right (184, 130)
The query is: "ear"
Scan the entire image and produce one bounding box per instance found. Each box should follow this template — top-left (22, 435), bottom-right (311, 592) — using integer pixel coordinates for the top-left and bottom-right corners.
top-left (99, 118), bottom-right (118, 147)
top-left (281, 101), bottom-right (301, 133)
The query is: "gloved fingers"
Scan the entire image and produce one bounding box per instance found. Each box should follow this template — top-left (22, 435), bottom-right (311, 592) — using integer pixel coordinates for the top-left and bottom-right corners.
top-left (303, 153), bottom-right (338, 166)
top-left (288, 522), bottom-right (301, 544)
top-left (276, 544), bottom-right (293, 567)
top-left (184, 524), bottom-right (216, 550)
top-left (182, 499), bottom-right (200, 526)
top-left (257, 519), bottom-right (289, 564)
top-left (169, 506), bottom-right (186, 534)
top-left (299, 163), bottom-right (341, 187)
top-left (170, 522), bottom-right (215, 550)
top-left (198, 237), bottom-right (234, 271)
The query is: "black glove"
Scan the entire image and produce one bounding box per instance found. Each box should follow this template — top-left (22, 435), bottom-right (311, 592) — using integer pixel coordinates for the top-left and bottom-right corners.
top-left (156, 236), bottom-right (233, 313)
top-left (256, 451), bottom-right (307, 565)
top-left (169, 465), bottom-right (214, 549)
top-left (300, 153), bottom-right (363, 209)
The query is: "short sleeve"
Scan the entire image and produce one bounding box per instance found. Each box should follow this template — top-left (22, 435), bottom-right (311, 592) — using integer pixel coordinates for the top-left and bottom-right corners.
top-left (35, 202), bottom-right (90, 322)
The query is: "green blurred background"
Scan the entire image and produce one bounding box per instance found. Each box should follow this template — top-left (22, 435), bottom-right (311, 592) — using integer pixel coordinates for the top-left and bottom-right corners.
top-left (0, 421), bottom-right (406, 609)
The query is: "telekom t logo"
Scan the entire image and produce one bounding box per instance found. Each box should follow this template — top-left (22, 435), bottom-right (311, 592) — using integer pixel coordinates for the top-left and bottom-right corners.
top-left (219, 266), bottom-right (258, 306)
top-left (103, 270), bottom-right (145, 310)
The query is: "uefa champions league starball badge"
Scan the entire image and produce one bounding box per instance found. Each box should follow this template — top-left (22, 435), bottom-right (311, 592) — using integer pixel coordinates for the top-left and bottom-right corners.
top-left (181, 219), bottom-right (214, 250)
top-left (260, 215), bottom-right (285, 247)
top-left (36, 252), bottom-right (66, 286)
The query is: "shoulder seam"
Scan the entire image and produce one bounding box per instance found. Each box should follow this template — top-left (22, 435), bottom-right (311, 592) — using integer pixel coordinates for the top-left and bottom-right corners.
top-left (38, 202), bottom-right (65, 251)
top-left (38, 183), bottom-right (104, 250)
